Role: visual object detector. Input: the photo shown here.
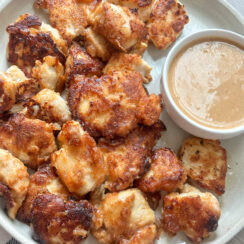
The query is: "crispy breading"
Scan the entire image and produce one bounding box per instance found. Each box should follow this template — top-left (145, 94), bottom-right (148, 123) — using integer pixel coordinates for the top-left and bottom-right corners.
top-left (32, 56), bottom-right (65, 92)
top-left (98, 121), bottom-right (164, 191)
top-left (7, 14), bottom-right (67, 76)
top-left (84, 27), bottom-right (115, 62)
top-left (136, 148), bottom-right (186, 193)
top-left (90, 1), bottom-right (148, 51)
top-left (92, 188), bottom-right (157, 244)
top-left (35, 0), bottom-right (88, 43)
top-left (107, 0), bottom-right (155, 22)
top-left (104, 52), bottom-right (152, 83)
top-left (148, 0), bottom-right (189, 49)
top-left (0, 113), bottom-right (57, 169)
top-left (178, 137), bottom-right (227, 195)
top-left (51, 121), bottom-right (106, 196)
top-left (17, 164), bottom-right (70, 224)
top-left (25, 89), bottom-right (71, 125)
top-left (0, 66), bottom-right (39, 114)
top-left (68, 71), bottom-right (162, 138)
top-left (162, 184), bottom-right (221, 243)
top-left (0, 149), bottom-right (29, 219)
top-left (31, 194), bottom-right (93, 244)
top-left (65, 42), bottom-right (104, 86)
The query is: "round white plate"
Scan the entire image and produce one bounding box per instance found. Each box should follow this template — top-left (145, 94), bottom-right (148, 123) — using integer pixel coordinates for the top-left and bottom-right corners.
top-left (0, 0), bottom-right (244, 243)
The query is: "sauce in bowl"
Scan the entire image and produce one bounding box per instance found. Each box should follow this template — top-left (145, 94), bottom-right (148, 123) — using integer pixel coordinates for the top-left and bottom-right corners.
top-left (168, 39), bottom-right (244, 129)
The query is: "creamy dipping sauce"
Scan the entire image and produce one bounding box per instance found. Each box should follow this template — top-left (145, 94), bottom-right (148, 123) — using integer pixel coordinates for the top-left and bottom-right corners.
top-left (168, 39), bottom-right (244, 129)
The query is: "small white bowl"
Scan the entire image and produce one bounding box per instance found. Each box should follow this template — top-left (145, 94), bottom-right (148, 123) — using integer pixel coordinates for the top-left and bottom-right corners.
top-left (161, 29), bottom-right (244, 140)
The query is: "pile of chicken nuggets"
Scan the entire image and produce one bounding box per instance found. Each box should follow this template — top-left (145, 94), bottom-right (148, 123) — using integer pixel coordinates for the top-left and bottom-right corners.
top-left (0, 0), bottom-right (228, 243)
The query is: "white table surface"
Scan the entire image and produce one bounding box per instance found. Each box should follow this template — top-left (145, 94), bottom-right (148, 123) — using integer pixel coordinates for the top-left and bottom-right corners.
top-left (0, 0), bottom-right (244, 243)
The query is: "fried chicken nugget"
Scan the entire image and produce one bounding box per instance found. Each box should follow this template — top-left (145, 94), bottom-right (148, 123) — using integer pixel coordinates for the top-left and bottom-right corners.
top-left (18, 164), bottom-right (70, 224)
top-left (90, 1), bottom-right (148, 52)
top-left (0, 113), bottom-right (57, 169)
top-left (136, 148), bottom-right (186, 193)
top-left (92, 188), bottom-right (157, 244)
top-left (148, 0), bottom-right (189, 49)
top-left (104, 52), bottom-right (152, 83)
top-left (0, 149), bottom-right (29, 219)
top-left (51, 121), bottom-right (106, 196)
top-left (31, 194), bottom-right (93, 244)
top-left (178, 137), bottom-right (227, 195)
top-left (98, 121), bottom-right (164, 192)
top-left (32, 56), bottom-right (65, 92)
top-left (0, 66), bottom-right (38, 114)
top-left (25, 89), bottom-right (71, 125)
top-left (68, 71), bottom-right (162, 138)
top-left (107, 0), bottom-right (155, 22)
top-left (35, 0), bottom-right (88, 43)
top-left (7, 14), bottom-right (67, 76)
top-left (65, 42), bottom-right (104, 86)
top-left (162, 184), bottom-right (221, 243)
top-left (84, 27), bottom-right (115, 62)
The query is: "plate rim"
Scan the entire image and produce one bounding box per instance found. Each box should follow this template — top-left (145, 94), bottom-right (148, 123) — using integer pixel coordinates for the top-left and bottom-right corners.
top-left (0, 0), bottom-right (243, 243)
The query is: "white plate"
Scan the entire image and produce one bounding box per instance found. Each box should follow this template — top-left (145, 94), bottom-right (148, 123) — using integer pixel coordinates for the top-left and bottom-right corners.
top-left (0, 0), bottom-right (244, 244)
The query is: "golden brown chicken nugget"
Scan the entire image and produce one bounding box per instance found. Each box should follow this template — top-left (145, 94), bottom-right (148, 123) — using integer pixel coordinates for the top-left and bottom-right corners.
top-left (51, 120), bottom-right (107, 197)
top-left (162, 184), bottom-right (221, 243)
top-left (32, 56), bottom-right (65, 92)
top-left (7, 14), bottom-right (67, 76)
top-left (178, 137), bottom-right (227, 195)
top-left (92, 188), bottom-right (157, 244)
top-left (25, 89), bottom-right (71, 125)
top-left (68, 71), bottom-right (162, 139)
top-left (98, 121), bottom-right (165, 192)
top-left (90, 1), bottom-right (148, 52)
top-left (136, 148), bottom-right (186, 193)
top-left (148, 0), bottom-right (189, 49)
top-left (35, 0), bottom-right (88, 43)
top-left (104, 52), bottom-right (152, 83)
top-left (31, 194), bottom-right (93, 244)
top-left (0, 149), bottom-right (29, 219)
top-left (0, 113), bottom-right (57, 169)
top-left (65, 42), bottom-right (104, 86)
top-left (17, 164), bottom-right (70, 224)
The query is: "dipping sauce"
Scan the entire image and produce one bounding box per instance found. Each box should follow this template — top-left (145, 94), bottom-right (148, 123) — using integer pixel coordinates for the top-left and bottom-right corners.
top-left (168, 40), bottom-right (244, 129)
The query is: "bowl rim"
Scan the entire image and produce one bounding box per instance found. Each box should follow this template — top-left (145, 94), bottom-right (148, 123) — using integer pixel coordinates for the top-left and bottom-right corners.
top-left (162, 28), bottom-right (244, 137)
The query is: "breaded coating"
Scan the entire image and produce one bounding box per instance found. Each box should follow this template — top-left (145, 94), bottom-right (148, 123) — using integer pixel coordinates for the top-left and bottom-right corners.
top-left (148, 0), bottom-right (189, 49)
top-left (31, 194), bottom-right (93, 244)
top-left (0, 149), bottom-right (29, 219)
top-left (90, 2), bottom-right (148, 52)
top-left (92, 188), bottom-right (157, 244)
top-left (65, 42), bottom-right (104, 86)
top-left (35, 0), bottom-right (88, 43)
top-left (0, 113), bottom-right (57, 169)
top-left (18, 164), bottom-right (70, 224)
top-left (107, 0), bottom-right (155, 22)
top-left (7, 14), bottom-right (67, 76)
top-left (162, 184), bottom-right (221, 243)
top-left (84, 27), bottom-right (115, 62)
top-left (104, 52), bottom-right (152, 83)
top-left (178, 137), bottom-right (227, 195)
top-left (136, 148), bottom-right (186, 193)
top-left (32, 56), bottom-right (65, 92)
top-left (0, 66), bottom-right (38, 113)
top-left (25, 89), bottom-right (71, 125)
top-left (51, 121), bottom-right (106, 196)
top-left (98, 121), bottom-right (164, 191)
top-left (68, 71), bottom-right (162, 138)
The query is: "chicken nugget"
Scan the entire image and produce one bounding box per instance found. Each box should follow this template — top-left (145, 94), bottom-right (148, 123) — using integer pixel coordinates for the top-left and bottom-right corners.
top-left (0, 149), bottom-right (29, 219)
top-left (148, 0), bottom-right (189, 49)
top-left (162, 184), bottom-right (221, 243)
top-left (178, 137), bottom-right (227, 195)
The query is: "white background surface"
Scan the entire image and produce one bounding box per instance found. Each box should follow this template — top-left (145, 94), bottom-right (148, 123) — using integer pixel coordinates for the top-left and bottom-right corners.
top-left (0, 0), bottom-right (243, 243)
